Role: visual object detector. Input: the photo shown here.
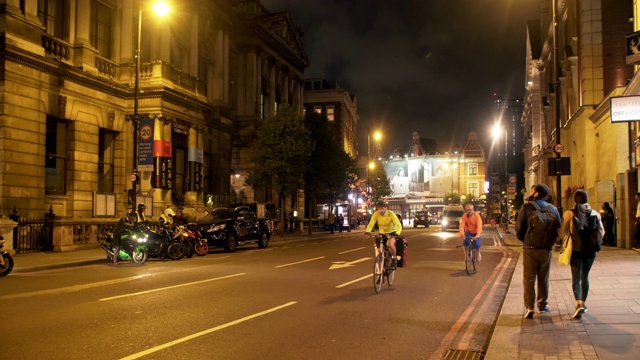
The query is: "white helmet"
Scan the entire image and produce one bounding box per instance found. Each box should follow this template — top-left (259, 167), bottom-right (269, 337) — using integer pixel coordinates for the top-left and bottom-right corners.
top-left (164, 208), bottom-right (176, 217)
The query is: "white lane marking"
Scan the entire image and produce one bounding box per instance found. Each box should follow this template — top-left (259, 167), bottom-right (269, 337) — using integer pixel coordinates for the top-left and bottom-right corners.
top-left (99, 273), bottom-right (245, 301)
top-left (275, 256), bottom-right (325, 268)
top-left (338, 247), bottom-right (366, 254)
top-left (120, 301), bottom-right (298, 360)
top-left (0, 275), bottom-right (154, 300)
top-left (329, 258), bottom-right (372, 270)
top-left (336, 274), bottom-right (370, 288)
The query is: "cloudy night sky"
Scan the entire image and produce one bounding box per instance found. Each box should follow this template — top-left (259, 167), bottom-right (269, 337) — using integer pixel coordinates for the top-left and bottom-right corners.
top-left (261, 0), bottom-right (541, 156)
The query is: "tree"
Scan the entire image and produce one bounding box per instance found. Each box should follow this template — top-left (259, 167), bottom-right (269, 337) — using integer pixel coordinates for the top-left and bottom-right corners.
top-left (443, 192), bottom-right (461, 205)
top-left (368, 162), bottom-right (392, 202)
top-left (303, 111), bottom-right (358, 234)
top-left (245, 105), bottom-right (314, 233)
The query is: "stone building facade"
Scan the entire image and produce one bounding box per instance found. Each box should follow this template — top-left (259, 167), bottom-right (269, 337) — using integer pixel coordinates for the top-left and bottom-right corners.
top-left (0, 0), bottom-right (307, 230)
top-left (521, 0), bottom-right (634, 247)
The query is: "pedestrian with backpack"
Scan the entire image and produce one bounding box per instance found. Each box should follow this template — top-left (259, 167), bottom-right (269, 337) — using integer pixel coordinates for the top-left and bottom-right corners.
top-left (558, 189), bottom-right (604, 319)
top-left (515, 183), bottom-right (562, 319)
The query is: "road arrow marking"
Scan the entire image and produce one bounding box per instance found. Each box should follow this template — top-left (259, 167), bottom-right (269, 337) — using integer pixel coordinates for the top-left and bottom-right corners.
top-left (329, 257), bottom-right (371, 270)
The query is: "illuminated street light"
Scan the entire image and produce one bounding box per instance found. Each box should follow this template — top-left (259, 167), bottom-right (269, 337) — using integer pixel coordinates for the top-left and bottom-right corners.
top-left (131, 1), bottom-right (170, 210)
top-left (366, 131), bottom-right (381, 199)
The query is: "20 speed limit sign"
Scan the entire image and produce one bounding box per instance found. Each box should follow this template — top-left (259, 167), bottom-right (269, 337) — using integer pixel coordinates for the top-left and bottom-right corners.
top-left (553, 143), bottom-right (564, 154)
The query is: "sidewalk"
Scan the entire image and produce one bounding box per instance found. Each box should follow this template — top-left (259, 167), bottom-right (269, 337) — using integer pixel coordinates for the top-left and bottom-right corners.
top-left (485, 225), bottom-right (640, 360)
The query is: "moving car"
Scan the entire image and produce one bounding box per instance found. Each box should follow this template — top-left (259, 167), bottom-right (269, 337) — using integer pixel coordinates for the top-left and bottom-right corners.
top-left (441, 205), bottom-right (464, 232)
top-left (413, 211), bottom-right (430, 228)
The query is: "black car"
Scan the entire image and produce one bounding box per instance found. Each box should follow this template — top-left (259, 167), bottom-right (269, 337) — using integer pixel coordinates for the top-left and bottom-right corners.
top-left (195, 206), bottom-right (273, 252)
top-left (413, 211), bottom-right (430, 228)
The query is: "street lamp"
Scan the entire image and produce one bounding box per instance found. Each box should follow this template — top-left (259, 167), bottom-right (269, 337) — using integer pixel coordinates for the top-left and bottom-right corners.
top-left (131, 1), bottom-right (170, 211)
top-left (366, 131), bottom-right (381, 198)
top-left (493, 124), bottom-right (509, 233)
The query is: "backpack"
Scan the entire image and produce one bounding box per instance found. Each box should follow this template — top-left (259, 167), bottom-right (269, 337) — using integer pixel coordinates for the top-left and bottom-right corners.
top-left (572, 209), bottom-right (601, 252)
top-left (524, 201), bottom-right (560, 249)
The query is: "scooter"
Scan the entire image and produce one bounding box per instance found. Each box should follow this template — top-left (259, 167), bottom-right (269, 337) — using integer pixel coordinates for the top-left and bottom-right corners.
top-left (101, 224), bottom-right (149, 264)
top-left (172, 225), bottom-right (194, 258)
top-left (0, 235), bottom-right (14, 276)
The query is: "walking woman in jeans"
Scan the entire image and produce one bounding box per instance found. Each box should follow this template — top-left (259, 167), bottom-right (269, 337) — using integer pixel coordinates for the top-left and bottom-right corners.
top-left (558, 189), bottom-right (604, 319)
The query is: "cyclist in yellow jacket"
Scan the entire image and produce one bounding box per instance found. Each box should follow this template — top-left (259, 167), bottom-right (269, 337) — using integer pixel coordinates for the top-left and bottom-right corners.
top-left (365, 201), bottom-right (403, 267)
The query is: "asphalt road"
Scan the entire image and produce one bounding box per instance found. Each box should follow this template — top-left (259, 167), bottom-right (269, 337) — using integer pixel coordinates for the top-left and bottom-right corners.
top-left (0, 226), bottom-right (517, 360)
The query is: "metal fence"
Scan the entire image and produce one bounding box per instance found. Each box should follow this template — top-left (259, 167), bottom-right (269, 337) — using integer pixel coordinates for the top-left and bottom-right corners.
top-left (13, 217), bottom-right (54, 253)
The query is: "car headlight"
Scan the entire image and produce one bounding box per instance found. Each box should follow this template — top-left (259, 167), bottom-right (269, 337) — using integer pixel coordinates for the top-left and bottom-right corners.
top-left (209, 224), bottom-right (225, 232)
top-left (442, 219), bottom-right (448, 226)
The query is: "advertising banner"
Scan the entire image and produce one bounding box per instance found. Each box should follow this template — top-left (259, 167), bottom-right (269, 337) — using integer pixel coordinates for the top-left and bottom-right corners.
top-left (138, 118), bottom-right (154, 171)
top-left (187, 147), bottom-right (203, 192)
top-left (153, 140), bottom-right (172, 189)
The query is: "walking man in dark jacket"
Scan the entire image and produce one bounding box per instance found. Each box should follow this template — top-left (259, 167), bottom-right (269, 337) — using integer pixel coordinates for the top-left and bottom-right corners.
top-left (515, 183), bottom-right (562, 319)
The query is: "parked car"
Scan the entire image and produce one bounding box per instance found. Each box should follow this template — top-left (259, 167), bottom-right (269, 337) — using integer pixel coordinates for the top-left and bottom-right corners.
top-left (413, 210), bottom-right (430, 228)
top-left (195, 206), bottom-right (273, 252)
top-left (441, 205), bottom-right (465, 232)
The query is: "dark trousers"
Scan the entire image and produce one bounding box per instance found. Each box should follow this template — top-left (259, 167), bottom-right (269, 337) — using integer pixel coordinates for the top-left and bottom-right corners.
top-left (522, 248), bottom-right (552, 310)
top-left (569, 251), bottom-right (596, 302)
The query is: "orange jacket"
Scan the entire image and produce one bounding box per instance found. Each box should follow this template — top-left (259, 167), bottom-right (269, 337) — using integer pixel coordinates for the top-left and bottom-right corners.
top-left (459, 211), bottom-right (483, 237)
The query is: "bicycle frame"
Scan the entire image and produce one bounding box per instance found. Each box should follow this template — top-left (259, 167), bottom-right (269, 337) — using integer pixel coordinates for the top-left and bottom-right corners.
top-left (371, 233), bottom-right (396, 293)
top-left (465, 238), bottom-right (477, 275)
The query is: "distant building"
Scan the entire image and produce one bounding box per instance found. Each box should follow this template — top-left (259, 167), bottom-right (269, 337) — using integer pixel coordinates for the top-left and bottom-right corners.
top-left (303, 79), bottom-right (358, 157)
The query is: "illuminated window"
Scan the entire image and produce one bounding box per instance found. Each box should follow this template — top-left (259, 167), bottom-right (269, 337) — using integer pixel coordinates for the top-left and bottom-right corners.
top-left (313, 106), bottom-right (322, 114)
top-left (45, 117), bottom-right (67, 195)
top-left (327, 105), bottom-right (335, 121)
top-left (468, 163), bottom-right (478, 176)
top-left (468, 182), bottom-right (479, 197)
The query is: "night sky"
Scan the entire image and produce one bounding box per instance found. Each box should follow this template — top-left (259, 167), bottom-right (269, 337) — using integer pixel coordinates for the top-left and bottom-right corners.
top-left (261, 0), bottom-right (541, 157)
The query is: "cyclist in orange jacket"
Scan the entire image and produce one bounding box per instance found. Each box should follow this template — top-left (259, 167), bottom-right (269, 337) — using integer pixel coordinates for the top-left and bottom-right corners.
top-left (459, 203), bottom-right (483, 261)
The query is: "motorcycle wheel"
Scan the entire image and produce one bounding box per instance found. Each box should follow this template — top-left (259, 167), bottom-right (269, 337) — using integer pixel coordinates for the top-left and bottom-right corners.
top-left (0, 254), bottom-right (14, 277)
top-left (167, 242), bottom-right (186, 260)
top-left (132, 248), bottom-right (148, 264)
top-left (194, 241), bottom-right (209, 256)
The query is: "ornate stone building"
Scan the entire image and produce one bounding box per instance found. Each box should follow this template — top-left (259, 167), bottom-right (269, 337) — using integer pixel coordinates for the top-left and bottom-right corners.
top-left (0, 0), bottom-right (307, 227)
top-left (521, 0), bottom-right (634, 247)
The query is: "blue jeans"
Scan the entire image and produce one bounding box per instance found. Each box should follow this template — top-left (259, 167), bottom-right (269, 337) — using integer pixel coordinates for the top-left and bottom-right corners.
top-left (570, 251), bottom-right (596, 302)
top-left (463, 231), bottom-right (481, 248)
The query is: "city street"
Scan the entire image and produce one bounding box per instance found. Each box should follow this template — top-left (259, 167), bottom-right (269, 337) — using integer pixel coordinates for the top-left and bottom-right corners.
top-left (0, 227), bottom-right (516, 359)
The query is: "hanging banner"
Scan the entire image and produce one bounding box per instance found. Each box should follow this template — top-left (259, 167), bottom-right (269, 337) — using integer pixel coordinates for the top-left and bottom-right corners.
top-left (153, 140), bottom-right (172, 189)
top-left (187, 147), bottom-right (203, 192)
top-left (138, 118), bottom-right (154, 171)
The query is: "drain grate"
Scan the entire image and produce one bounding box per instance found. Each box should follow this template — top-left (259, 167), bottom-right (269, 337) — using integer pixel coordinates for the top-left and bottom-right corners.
top-left (442, 349), bottom-right (484, 360)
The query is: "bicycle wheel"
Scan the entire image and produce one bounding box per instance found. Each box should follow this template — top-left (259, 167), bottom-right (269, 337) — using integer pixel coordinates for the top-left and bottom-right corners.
top-left (386, 254), bottom-right (395, 286)
top-left (465, 246), bottom-right (473, 275)
top-left (373, 255), bottom-right (384, 293)
top-left (471, 248), bottom-right (477, 273)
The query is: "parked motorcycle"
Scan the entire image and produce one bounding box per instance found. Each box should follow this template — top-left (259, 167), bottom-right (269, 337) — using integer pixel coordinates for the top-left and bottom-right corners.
top-left (0, 235), bottom-right (14, 276)
top-left (188, 224), bottom-right (209, 256)
top-left (101, 223), bottom-right (149, 264)
top-left (144, 223), bottom-right (186, 260)
top-left (172, 225), bottom-right (194, 258)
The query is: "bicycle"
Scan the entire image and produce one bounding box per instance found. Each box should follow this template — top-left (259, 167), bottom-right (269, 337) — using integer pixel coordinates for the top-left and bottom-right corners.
top-left (370, 232), bottom-right (397, 293)
top-left (464, 236), bottom-right (478, 275)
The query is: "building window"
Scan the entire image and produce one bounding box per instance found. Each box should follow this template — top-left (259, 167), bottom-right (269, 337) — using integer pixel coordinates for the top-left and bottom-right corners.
top-left (45, 117), bottom-right (67, 195)
top-left (38, 0), bottom-right (64, 38)
top-left (90, 0), bottom-right (113, 58)
top-left (326, 105), bottom-right (335, 121)
top-left (313, 106), bottom-right (322, 114)
top-left (98, 129), bottom-right (115, 193)
top-left (468, 163), bottom-right (478, 176)
top-left (468, 182), bottom-right (479, 197)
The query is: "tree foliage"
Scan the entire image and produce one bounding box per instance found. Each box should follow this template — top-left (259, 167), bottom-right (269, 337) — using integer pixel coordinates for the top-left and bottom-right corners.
top-left (245, 104), bottom-right (314, 199)
top-left (369, 162), bottom-right (392, 202)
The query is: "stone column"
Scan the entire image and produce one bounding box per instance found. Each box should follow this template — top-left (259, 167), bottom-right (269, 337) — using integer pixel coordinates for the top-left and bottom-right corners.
top-left (73, 0), bottom-right (97, 72)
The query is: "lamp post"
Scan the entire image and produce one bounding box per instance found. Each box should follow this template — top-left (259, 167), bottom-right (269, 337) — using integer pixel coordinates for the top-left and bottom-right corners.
top-left (366, 131), bottom-right (381, 200)
top-left (493, 124), bottom-right (509, 233)
top-left (131, 1), bottom-right (170, 211)
top-left (551, 0), bottom-right (562, 212)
